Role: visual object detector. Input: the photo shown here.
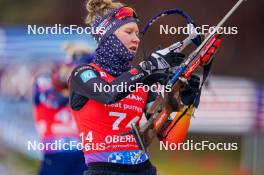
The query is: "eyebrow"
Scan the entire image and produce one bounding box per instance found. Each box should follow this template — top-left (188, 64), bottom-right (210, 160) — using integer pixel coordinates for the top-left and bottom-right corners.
top-left (124, 27), bottom-right (139, 33)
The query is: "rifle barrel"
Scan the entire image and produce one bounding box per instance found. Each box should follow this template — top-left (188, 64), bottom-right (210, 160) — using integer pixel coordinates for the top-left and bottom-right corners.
top-left (194, 0), bottom-right (246, 57)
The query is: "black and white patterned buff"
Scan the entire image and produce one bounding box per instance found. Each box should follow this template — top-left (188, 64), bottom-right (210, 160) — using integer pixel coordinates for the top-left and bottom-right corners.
top-left (94, 34), bottom-right (135, 76)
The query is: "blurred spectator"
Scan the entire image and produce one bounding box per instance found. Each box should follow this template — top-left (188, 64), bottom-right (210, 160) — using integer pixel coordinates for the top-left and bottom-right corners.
top-left (63, 42), bottom-right (95, 65)
top-left (32, 44), bottom-right (94, 175)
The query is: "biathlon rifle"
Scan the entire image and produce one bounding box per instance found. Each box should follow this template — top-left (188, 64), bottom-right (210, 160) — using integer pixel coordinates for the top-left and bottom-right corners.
top-left (122, 0), bottom-right (246, 153)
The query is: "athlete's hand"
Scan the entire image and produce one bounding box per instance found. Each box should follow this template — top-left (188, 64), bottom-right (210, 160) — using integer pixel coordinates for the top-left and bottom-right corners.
top-left (139, 50), bottom-right (185, 74)
top-left (180, 74), bottom-right (201, 107)
top-left (165, 74), bottom-right (200, 113)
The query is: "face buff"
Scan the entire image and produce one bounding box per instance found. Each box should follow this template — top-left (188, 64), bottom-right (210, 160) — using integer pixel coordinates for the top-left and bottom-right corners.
top-left (94, 34), bottom-right (135, 76)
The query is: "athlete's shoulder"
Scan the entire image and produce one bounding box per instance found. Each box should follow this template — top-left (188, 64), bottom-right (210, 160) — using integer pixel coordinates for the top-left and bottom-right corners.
top-left (70, 63), bottom-right (100, 83)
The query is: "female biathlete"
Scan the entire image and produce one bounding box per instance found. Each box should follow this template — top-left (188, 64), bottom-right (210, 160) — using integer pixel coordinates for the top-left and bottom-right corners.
top-left (69, 0), bottom-right (202, 174)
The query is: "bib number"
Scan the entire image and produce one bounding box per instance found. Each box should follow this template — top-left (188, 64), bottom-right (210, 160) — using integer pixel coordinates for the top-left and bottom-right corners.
top-left (109, 112), bottom-right (140, 131)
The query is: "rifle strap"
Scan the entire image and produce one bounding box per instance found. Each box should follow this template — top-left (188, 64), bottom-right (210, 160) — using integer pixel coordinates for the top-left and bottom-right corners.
top-left (193, 59), bottom-right (214, 107)
top-left (201, 59), bottom-right (213, 88)
top-left (159, 105), bottom-right (191, 139)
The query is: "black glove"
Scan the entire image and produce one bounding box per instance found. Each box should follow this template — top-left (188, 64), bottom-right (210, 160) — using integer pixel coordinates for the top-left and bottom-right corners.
top-left (139, 50), bottom-right (185, 74)
top-left (180, 74), bottom-right (201, 108)
top-left (142, 73), bottom-right (169, 86)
